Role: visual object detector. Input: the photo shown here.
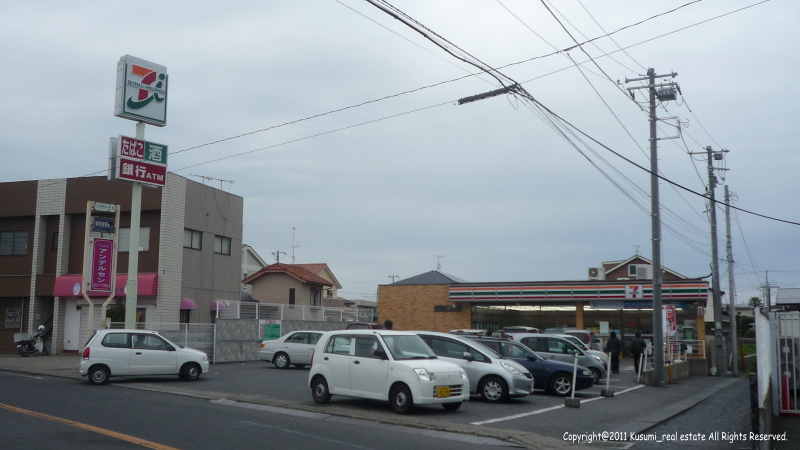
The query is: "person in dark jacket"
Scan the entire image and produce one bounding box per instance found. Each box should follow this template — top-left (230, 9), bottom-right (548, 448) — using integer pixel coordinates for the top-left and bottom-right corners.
top-left (631, 331), bottom-right (647, 374)
top-left (605, 331), bottom-right (622, 374)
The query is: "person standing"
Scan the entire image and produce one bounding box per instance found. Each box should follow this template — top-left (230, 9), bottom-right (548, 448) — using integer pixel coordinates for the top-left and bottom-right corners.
top-left (605, 331), bottom-right (622, 374)
top-left (631, 331), bottom-right (647, 374)
top-left (383, 320), bottom-right (393, 330)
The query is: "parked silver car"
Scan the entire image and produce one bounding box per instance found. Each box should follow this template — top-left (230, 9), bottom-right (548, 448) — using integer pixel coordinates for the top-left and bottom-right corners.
top-left (504, 333), bottom-right (607, 383)
top-left (259, 331), bottom-right (323, 369)
top-left (551, 333), bottom-right (609, 369)
top-left (412, 331), bottom-right (534, 403)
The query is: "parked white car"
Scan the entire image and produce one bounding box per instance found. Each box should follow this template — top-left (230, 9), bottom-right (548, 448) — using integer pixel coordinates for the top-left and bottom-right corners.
top-left (79, 329), bottom-right (209, 385)
top-left (552, 333), bottom-right (609, 369)
top-left (259, 331), bottom-right (323, 369)
top-left (308, 330), bottom-right (470, 414)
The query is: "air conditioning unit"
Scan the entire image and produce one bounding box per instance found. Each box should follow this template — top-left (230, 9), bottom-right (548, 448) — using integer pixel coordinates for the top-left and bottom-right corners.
top-left (588, 267), bottom-right (606, 280)
top-left (636, 265), bottom-right (654, 280)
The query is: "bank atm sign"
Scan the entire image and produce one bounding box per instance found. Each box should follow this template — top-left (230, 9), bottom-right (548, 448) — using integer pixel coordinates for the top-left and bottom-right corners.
top-left (109, 136), bottom-right (168, 187)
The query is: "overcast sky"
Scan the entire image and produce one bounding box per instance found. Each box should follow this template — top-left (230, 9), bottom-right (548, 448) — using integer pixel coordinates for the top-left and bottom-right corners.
top-left (2, 0), bottom-right (797, 305)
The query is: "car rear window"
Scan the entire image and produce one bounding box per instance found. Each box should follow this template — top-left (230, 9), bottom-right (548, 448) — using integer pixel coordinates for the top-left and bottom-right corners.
top-left (101, 333), bottom-right (130, 349)
top-left (325, 335), bottom-right (352, 355)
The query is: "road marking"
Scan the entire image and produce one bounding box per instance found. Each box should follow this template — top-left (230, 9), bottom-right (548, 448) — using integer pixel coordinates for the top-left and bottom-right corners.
top-left (0, 402), bottom-right (180, 450)
top-left (471, 384), bottom-right (646, 425)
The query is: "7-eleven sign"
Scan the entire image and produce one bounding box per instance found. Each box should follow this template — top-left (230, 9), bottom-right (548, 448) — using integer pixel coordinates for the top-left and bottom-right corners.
top-left (625, 285), bottom-right (642, 299)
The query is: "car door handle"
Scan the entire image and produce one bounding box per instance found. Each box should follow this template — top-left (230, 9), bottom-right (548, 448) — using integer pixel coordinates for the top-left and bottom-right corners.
top-left (353, 360), bottom-right (360, 364)
top-left (324, 357), bottom-right (329, 361)
top-left (550, 356), bottom-right (556, 359)
top-left (135, 352), bottom-right (142, 355)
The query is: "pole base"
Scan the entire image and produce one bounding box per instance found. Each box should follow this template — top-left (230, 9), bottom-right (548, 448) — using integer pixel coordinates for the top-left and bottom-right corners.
top-left (565, 397), bottom-right (581, 408)
top-left (601, 388), bottom-right (615, 397)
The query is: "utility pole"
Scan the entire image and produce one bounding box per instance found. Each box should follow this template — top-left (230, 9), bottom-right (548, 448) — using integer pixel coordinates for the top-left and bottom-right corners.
top-left (388, 275), bottom-right (399, 283)
top-left (691, 145), bottom-right (728, 376)
top-left (291, 227), bottom-right (299, 264)
top-left (725, 185), bottom-right (738, 376)
top-left (272, 250), bottom-right (286, 264)
top-left (625, 68), bottom-right (679, 386)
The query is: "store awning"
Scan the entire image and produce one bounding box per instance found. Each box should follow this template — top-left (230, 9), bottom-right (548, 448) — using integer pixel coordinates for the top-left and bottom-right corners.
top-left (180, 298), bottom-right (197, 310)
top-left (211, 300), bottom-right (228, 311)
top-left (53, 274), bottom-right (158, 297)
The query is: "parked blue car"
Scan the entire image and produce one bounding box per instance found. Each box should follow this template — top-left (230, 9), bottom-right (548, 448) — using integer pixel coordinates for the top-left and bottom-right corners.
top-left (468, 337), bottom-right (595, 396)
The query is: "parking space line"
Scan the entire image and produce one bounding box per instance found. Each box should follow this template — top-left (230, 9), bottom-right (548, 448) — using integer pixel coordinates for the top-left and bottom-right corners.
top-left (471, 384), bottom-right (646, 426)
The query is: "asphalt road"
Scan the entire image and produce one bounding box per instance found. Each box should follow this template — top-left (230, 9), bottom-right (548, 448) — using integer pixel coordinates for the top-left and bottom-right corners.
top-left (0, 370), bottom-right (507, 450)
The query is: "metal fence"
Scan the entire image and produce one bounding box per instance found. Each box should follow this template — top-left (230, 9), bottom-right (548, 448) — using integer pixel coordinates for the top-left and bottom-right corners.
top-left (214, 301), bottom-right (375, 323)
top-left (773, 311), bottom-right (799, 415)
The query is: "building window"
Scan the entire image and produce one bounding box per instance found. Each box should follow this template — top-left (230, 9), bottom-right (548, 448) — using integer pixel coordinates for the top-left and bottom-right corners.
top-left (326, 289), bottom-right (333, 299)
top-left (118, 227), bottom-right (150, 253)
top-left (214, 235), bottom-right (231, 255)
top-left (0, 231), bottom-right (28, 256)
top-left (180, 309), bottom-right (191, 324)
top-left (183, 229), bottom-right (202, 250)
top-left (52, 232), bottom-right (59, 252)
top-left (628, 265), bottom-right (638, 276)
top-left (289, 288), bottom-right (295, 305)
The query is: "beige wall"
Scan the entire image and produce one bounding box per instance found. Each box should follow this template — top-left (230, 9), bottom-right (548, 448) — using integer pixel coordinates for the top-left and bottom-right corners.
top-left (250, 273), bottom-right (313, 306)
top-left (377, 284), bottom-right (471, 332)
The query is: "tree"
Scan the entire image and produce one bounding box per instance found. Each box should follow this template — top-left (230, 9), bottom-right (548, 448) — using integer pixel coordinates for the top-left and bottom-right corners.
top-left (748, 297), bottom-right (763, 308)
top-left (107, 305), bottom-right (125, 323)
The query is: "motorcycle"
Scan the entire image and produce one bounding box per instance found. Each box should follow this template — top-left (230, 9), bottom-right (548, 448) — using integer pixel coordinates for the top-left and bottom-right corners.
top-left (15, 327), bottom-right (49, 357)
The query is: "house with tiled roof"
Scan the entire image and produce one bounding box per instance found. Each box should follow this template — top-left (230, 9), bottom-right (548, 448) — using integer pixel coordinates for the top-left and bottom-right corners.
top-left (294, 263), bottom-right (344, 302)
top-left (242, 263), bottom-right (332, 307)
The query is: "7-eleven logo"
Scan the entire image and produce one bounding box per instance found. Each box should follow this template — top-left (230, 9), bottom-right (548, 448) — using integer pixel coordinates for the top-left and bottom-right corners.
top-left (126, 64), bottom-right (166, 110)
top-left (625, 285), bottom-right (641, 299)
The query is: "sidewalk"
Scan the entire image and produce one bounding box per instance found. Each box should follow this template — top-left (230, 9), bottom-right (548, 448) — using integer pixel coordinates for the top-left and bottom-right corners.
top-left (0, 354), bottom-right (755, 449)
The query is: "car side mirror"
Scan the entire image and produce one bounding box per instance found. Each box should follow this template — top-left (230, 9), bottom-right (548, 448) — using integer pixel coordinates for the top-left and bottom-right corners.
top-left (374, 349), bottom-right (388, 360)
top-left (462, 351), bottom-right (474, 361)
top-left (526, 353), bottom-right (538, 361)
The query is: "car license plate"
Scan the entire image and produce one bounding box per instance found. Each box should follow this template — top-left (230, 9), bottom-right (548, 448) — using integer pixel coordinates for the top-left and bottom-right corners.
top-left (436, 386), bottom-right (450, 398)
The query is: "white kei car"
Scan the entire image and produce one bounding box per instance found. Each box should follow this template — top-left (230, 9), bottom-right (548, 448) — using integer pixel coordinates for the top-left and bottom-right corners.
top-left (308, 330), bottom-right (470, 414)
top-left (80, 329), bottom-right (209, 385)
top-left (259, 331), bottom-right (323, 369)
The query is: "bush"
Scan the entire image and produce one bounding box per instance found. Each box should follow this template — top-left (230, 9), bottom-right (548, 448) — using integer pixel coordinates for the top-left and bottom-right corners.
top-left (744, 329), bottom-right (755, 338)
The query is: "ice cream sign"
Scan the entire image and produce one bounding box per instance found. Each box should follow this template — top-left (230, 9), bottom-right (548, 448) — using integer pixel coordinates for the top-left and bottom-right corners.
top-left (108, 135), bottom-right (168, 187)
top-left (114, 55), bottom-right (168, 126)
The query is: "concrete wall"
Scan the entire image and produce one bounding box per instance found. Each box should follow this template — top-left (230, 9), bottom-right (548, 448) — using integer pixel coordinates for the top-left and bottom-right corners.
top-left (641, 360), bottom-right (691, 386)
top-left (181, 179), bottom-right (243, 323)
top-left (377, 284), bottom-right (471, 332)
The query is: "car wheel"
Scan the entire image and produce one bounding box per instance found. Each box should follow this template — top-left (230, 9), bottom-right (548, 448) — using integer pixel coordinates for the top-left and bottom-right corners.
top-left (88, 366), bottom-right (109, 385)
top-left (19, 348), bottom-right (31, 357)
top-left (390, 384), bottom-right (414, 414)
top-left (180, 363), bottom-right (201, 381)
top-left (294, 364), bottom-right (306, 369)
top-left (479, 376), bottom-right (509, 403)
top-left (589, 368), bottom-right (601, 384)
top-left (549, 373), bottom-right (572, 396)
top-left (442, 402), bottom-right (462, 411)
top-left (311, 376), bottom-right (331, 404)
top-left (274, 353), bottom-right (290, 369)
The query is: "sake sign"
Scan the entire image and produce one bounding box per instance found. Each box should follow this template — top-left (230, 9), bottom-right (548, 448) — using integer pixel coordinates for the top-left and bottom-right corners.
top-left (108, 135), bottom-right (168, 187)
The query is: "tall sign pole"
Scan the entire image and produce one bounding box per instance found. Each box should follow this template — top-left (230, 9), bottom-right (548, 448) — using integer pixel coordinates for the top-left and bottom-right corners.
top-left (625, 69), bottom-right (679, 386)
top-left (111, 55), bottom-right (168, 330)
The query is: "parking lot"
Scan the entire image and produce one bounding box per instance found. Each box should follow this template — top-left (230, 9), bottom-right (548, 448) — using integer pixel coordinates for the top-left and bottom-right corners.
top-left (164, 356), bottom-right (724, 440)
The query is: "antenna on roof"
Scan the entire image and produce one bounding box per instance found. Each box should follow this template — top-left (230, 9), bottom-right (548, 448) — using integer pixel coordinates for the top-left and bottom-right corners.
top-left (189, 174), bottom-right (234, 191)
top-left (291, 227), bottom-right (299, 264)
top-left (434, 255), bottom-right (443, 271)
top-left (272, 250), bottom-right (286, 263)
top-left (634, 245), bottom-right (641, 256)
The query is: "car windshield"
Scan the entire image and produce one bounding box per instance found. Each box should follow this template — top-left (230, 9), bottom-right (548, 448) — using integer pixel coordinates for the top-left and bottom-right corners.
top-left (382, 335), bottom-right (437, 360)
top-left (562, 335), bottom-right (588, 349)
top-left (467, 339), bottom-right (502, 358)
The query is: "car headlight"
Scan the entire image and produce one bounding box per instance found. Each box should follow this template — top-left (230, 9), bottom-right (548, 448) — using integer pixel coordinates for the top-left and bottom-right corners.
top-left (203, 355), bottom-right (208, 361)
top-left (413, 368), bottom-right (431, 381)
top-left (500, 361), bottom-right (524, 376)
top-left (582, 369), bottom-right (592, 376)
top-left (459, 369), bottom-right (468, 379)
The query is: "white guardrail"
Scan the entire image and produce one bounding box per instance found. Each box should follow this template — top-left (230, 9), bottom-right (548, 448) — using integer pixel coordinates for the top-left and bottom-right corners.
top-left (214, 301), bottom-right (375, 323)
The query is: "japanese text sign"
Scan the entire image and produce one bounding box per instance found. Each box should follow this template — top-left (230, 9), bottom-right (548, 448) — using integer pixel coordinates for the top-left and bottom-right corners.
top-left (90, 238), bottom-right (114, 292)
top-left (663, 305), bottom-right (677, 337)
top-left (108, 136), bottom-right (168, 187)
